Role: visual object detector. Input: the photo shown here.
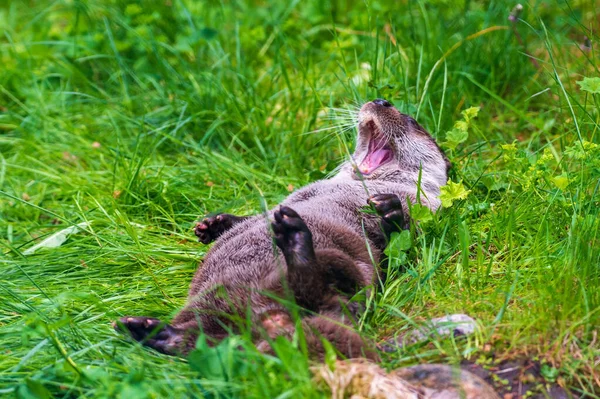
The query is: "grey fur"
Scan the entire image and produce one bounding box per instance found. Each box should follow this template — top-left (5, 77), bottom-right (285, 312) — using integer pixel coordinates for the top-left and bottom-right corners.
top-left (117, 100), bottom-right (450, 358)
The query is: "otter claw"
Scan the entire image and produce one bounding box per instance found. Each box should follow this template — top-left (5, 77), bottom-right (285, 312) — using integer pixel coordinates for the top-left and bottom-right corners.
top-left (368, 194), bottom-right (409, 233)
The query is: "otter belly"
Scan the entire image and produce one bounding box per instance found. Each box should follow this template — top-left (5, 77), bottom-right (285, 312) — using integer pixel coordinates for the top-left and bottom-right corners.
top-left (187, 176), bottom-right (417, 302)
top-left (189, 197), bottom-right (371, 299)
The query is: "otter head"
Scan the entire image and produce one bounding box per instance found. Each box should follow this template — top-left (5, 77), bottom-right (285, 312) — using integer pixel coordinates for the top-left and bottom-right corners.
top-left (351, 99), bottom-right (450, 183)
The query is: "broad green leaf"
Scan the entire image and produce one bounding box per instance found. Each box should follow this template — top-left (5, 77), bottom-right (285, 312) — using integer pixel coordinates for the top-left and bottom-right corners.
top-left (454, 120), bottom-right (469, 131)
top-left (394, 229), bottom-right (412, 251)
top-left (410, 203), bottom-right (433, 223)
top-left (552, 175), bottom-right (569, 190)
top-left (540, 364), bottom-right (559, 383)
top-left (501, 142), bottom-right (517, 151)
top-left (462, 106), bottom-right (480, 121)
top-left (385, 230), bottom-right (412, 261)
top-left (577, 77), bottom-right (600, 94)
top-left (440, 180), bottom-right (471, 207)
top-left (443, 106), bottom-right (479, 150)
top-left (481, 175), bottom-right (508, 192)
top-left (444, 128), bottom-right (469, 150)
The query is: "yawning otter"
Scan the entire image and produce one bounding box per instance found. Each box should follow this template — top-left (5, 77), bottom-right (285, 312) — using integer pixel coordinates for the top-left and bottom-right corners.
top-left (116, 99), bottom-right (450, 359)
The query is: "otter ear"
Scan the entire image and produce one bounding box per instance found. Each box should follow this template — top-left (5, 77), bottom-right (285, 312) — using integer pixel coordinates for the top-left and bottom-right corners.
top-left (404, 115), bottom-right (432, 138)
top-left (405, 116), bottom-right (419, 128)
top-left (406, 115), bottom-right (452, 177)
top-left (406, 116), bottom-right (429, 134)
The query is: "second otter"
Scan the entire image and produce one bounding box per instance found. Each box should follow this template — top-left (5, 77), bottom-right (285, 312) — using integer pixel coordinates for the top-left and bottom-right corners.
top-left (117, 99), bottom-right (450, 358)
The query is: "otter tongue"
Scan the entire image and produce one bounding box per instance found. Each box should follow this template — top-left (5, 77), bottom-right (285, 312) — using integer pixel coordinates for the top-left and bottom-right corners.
top-left (358, 147), bottom-right (391, 175)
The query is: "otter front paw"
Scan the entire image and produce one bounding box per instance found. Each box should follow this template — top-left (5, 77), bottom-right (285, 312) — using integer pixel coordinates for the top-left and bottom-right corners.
top-left (271, 206), bottom-right (316, 266)
top-left (194, 214), bottom-right (236, 244)
top-left (368, 193), bottom-right (409, 232)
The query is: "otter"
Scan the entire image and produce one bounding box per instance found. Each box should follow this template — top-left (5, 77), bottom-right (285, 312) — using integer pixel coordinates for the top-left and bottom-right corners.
top-left (116, 98), bottom-right (450, 359)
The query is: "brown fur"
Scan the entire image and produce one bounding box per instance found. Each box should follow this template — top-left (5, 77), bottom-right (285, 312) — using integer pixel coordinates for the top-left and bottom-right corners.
top-left (116, 99), bottom-right (449, 359)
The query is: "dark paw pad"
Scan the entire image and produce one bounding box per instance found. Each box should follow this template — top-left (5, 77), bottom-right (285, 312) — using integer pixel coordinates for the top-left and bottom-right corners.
top-left (194, 214), bottom-right (235, 244)
top-left (271, 206), bottom-right (315, 265)
top-left (368, 194), bottom-right (408, 231)
top-left (114, 316), bottom-right (182, 355)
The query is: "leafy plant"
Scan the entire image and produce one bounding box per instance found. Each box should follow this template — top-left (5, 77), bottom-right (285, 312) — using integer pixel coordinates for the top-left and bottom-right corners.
top-left (1, 0), bottom-right (599, 397)
top-left (439, 180), bottom-right (472, 208)
top-left (443, 107), bottom-right (480, 151)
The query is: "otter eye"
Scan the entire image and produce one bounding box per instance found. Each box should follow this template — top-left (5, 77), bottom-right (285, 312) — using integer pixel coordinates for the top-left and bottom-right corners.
top-left (372, 99), bottom-right (392, 107)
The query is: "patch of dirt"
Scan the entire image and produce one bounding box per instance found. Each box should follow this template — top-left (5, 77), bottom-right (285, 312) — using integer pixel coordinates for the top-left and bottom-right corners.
top-left (461, 357), bottom-right (578, 399)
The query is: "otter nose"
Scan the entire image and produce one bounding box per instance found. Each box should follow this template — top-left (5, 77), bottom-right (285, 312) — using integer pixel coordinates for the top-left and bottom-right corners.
top-left (372, 98), bottom-right (392, 107)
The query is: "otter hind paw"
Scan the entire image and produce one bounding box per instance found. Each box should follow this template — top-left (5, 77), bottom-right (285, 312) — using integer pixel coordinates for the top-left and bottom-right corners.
top-left (271, 206), bottom-right (316, 266)
top-left (114, 316), bottom-right (182, 355)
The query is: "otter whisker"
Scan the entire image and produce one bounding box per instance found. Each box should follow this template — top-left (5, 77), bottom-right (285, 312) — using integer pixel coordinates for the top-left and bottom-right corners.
top-left (303, 123), bottom-right (356, 136)
top-left (326, 106), bottom-right (360, 118)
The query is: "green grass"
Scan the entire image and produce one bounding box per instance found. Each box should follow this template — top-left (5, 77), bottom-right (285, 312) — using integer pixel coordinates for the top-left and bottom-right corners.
top-left (1, 0), bottom-right (599, 397)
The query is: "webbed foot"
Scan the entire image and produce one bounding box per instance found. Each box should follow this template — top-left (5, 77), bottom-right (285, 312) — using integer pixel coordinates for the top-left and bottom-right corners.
top-left (271, 206), bottom-right (316, 266)
top-left (115, 316), bottom-right (183, 355)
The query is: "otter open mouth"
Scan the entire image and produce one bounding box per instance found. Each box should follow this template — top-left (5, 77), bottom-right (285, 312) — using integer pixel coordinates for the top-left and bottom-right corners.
top-left (358, 120), bottom-right (393, 175)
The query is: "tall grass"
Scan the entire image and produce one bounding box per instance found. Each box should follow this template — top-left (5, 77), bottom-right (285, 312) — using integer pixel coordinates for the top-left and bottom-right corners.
top-left (1, 0), bottom-right (598, 397)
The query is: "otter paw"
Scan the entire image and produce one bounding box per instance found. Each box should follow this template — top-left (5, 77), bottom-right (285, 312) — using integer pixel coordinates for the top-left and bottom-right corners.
top-left (271, 206), bottom-right (315, 265)
top-left (194, 213), bottom-right (236, 244)
top-left (114, 316), bottom-right (183, 355)
top-left (368, 193), bottom-right (408, 231)
top-left (260, 310), bottom-right (294, 338)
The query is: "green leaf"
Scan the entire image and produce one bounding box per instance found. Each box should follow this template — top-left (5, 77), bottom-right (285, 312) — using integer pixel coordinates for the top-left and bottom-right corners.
top-left (385, 230), bottom-right (411, 261)
top-left (444, 128), bottom-right (469, 150)
top-left (454, 120), bottom-right (469, 131)
top-left (462, 106), bottom-right (480, 121)
top-left (16, 379), bottom-right (53, 399)
top-left (188, 349), bottom-right (224, 380)
top-left (439, 180), bottom-right (471, 207)
top-left (444, 107), bottom-right (479, 150)
top-left (394, 230), bottom-right (412, 251)
top-left (480, 175), bottom-right (508, 192)
top-left (188, 337), bottom-right (231, 380)
top-left (410, 203), bottom-right (433, 223)
top-left (577, 77), bottom-right (600, 94)
top-left (551, 175), bottom-right (569, 190)
top-left (540, 364), bottom-right (559, 383)
top-left (443, 106), bottom-right (479, 150)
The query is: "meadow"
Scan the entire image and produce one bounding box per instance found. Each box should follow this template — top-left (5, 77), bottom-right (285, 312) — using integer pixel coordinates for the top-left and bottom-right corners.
top-left (0, 0), bottom-right (598, 397)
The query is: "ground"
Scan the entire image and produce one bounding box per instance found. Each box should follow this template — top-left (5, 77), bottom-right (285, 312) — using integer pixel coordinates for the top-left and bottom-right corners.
top-left (0, 1), bottom-right (598, 398)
